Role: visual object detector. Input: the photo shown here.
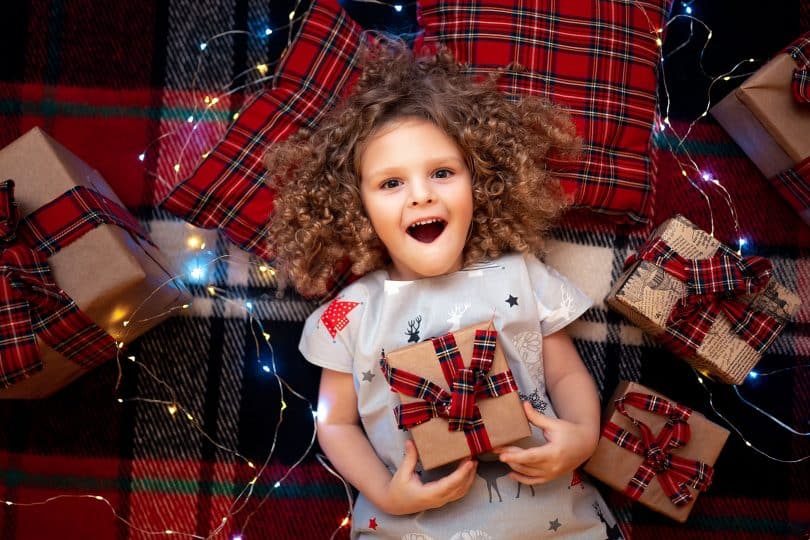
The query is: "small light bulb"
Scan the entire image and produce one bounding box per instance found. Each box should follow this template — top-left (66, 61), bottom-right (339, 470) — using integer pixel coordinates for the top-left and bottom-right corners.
top-left (138, 153), bottom-right (145, 162)
top-left (262, 332), bottom-right (271, 341)
top-left (117, 398), bottom-right (124, 403)
top-left (748, 370), bottom-right (758, 379)
top-left (189, 266), bottom-right (205, 281)
top-left (258, 265), bottom-right (269, 272)
top-left (288, 11), bottom-right (295, 20)
top-left (394, 4), bottom-right (403, 11)
top-left (95, 495), bottom-right (104, 501)
top-left (340, 517), bottom-right (350, 527)
top-left (702, 172), bottom-right (712, 181)
top-left (200, 43), bottom-right (207, 51)
top-left (233, 112), bottom-right (240, 120)
top-left (182, 303), bottom-right (191, 309)
top-left (122, 320), bottom-right (129, 327)
top-left (265, 27), bottom-right (273, 36)
top-left (247, 461), bottom-right (255, 468)
top-left (173, 163), bottom-right (181, 173)
top-left (262, 365), bottom-right (271, 373)
top-left (128, 356), bottom-right (136, 362)
top-left (168, 404), bottom-right (178, 415)
top-left (685, 5), bottom-right (692, 14)
top-left (245, 301), bottom-right (253, 310)
top-left (117, 341), bottom-right (125, 349)
top-left (256, 63), bottom-right (269, 76)
top-left (274, 481), bottom-right (281, 488)
top-left (187, 236), bottom-right (201, 249)
top-left (723, 76), bottom-right (731, 81)
top-left (207, 286), bottom-right (217, 296)
top-left (187, 115), bottom-right (194, 123)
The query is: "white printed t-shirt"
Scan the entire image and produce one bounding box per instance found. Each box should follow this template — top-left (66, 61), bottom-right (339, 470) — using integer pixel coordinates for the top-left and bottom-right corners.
top-left (300, 253), bottom-right (620, 539)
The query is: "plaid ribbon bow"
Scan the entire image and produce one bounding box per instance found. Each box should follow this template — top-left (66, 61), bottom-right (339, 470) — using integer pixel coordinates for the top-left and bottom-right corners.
top-left (601, 391), bottom-right (714, 506)
top-left (626, 236), bottom-right (779, 357)
top-left (380, 329), bottom-right (518, 456)
top-left (787, 34), bottom-right (810, 104)
top-left (0, 179), bottom-right (151, 388)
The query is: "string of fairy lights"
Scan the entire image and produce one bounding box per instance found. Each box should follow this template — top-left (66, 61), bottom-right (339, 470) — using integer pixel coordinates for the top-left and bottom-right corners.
top-left (2, 0), bottom-right (808, 538)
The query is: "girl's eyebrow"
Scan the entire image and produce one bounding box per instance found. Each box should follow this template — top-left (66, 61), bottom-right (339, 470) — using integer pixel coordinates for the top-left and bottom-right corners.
top-left (364, 156), bottom-right (465, 179)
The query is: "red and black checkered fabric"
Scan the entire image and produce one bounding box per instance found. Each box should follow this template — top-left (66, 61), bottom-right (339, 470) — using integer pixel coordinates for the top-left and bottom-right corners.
top-left (415, 0), bottom-right (673, 224)
top-left (160, 0), bottom-right (366, 262)
top-left (630, 236), bottom-right (781, 357)
top-left (603, 391), bottom-right (714, 506)
top-left (769, 156), bottom-right (810, 220)
top-left (0, 181), bottom-right (148, 386)
top-left (380, 328), bottom-right (517, 455)
top-left (787, 33), bottom-right (810, 103)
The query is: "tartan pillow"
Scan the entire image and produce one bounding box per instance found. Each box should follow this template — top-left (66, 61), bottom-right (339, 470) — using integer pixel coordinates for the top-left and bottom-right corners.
top-left (160, 0), bottom-right (365, 261)
top-left (415, 0), bottom-right (674, 224)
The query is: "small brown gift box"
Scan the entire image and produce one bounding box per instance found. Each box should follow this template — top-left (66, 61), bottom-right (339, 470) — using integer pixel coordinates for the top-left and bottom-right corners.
top-left (0, 127), bottom-right (190, 399)
top-left (382, 323), bottom-right (531, 470)
top-left (606, 215), bottom-right (800, 384)
top-left (710, 34), bottom-right (810, 223)
top-left (584, 381), bottom-right (730, 522)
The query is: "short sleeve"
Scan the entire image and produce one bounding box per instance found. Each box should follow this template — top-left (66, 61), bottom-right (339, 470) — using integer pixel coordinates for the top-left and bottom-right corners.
top-left (299, 294), bottom-right (365, 374)
top-left (524, 254), bottom-right (593, 336)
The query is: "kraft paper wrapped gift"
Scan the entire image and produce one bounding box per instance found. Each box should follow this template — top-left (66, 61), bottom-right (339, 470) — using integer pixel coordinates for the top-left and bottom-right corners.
top-left (606, 215), bottom-right (800, 385)
top-left (380, 323), bottom-right (531, 470)
top-left (711, 33), bottom-right (810, 224)
top-left (0, 127), bottom-right (189, 399)
top-left (584, 381), bottom-right (730, 522)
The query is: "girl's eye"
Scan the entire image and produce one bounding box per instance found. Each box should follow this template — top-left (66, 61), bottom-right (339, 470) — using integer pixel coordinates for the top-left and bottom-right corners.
top-left (433, 168), bottom-right (452, 179)
top-left (381, 178), bottom-right (402, 189)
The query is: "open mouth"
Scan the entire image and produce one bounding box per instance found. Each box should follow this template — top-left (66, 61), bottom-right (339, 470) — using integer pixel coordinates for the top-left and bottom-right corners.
top-left (407, 218), bottom-right (447, 243)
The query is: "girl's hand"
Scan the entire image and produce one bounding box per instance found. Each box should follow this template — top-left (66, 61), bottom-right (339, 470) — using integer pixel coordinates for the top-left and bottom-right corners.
top-left (382, 439), bottom-right (478, 515)
top-left (492, 401), bottom-right (598, 485)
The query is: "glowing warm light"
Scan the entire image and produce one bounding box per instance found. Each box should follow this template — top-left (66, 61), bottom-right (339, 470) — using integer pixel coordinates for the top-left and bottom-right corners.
top-left (173, 163), bottom-right (181, 173)
top-left (232, 112), bottom-right (240, 120)
top-left (256, 63), bottom-right (269, 76)
top-left (187, 236), bottom-right (201, 249)
top-left (262, 332), bottom-right (271, 341)
top-left (138, 153), bottom-right (145, 161)
top-left (207, 286), bottom-right (217, 296)
top-left (128, 355), bottom-right (136, 362)
top-left (168, 404), bottom-right (178, 415)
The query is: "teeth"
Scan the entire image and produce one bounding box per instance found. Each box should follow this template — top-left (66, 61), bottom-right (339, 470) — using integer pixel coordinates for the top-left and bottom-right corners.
top-left (410, 218), bottom-right (443, 228)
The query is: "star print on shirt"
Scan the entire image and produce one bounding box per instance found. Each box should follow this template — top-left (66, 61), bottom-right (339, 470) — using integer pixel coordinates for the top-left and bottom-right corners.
top-left (505, 294), bottom-right (519, 307)
top-left (362, 370), bottom-right (375, 382)
top-left (548, 518), bottom-right (562, 532)
top-left (368, 517), bottom-right (378, 530)
top-left (320, 298), bottom-right (360, 338)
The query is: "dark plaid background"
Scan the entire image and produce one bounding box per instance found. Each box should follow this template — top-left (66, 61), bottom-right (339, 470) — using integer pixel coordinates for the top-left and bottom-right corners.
top-left (0, 1), bottom-right (808, 539)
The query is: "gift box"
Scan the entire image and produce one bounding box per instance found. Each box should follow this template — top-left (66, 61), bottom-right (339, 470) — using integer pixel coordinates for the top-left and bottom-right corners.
top-left (380, 323), bottom-right (531, 470)
top-left (711, 33), bottom-right (810, 224)
top-left (606, 214), bottom-right (800, 384)
top-left (584, 381), bottom-right (730, 522)
top-left (0, 127), bottom-right (189, 399)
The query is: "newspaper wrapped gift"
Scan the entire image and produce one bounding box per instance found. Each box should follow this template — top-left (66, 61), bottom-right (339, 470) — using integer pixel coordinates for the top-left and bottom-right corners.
top-left (606, 215), bottom-right (800, 384)
top-left (0, 127), bottom-right (189, 399)
top-left (711, 33), bottom-right (810, 224)
top-left (380, 323), bottom-right (531, 470)
top-left (584, 381), bottom-right (729, 522)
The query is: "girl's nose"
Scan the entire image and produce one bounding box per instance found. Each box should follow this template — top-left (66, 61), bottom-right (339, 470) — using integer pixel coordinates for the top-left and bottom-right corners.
top-left (409, 180), bottom-right (434, 206)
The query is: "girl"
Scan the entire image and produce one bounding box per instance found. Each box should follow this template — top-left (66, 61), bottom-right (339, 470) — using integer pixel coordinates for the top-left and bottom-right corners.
top-left (265, 39), bottom-right (619, 539)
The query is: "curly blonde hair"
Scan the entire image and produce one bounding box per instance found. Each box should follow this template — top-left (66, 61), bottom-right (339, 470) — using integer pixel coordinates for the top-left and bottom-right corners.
top-left (265, 38), bottom-right (578, 297)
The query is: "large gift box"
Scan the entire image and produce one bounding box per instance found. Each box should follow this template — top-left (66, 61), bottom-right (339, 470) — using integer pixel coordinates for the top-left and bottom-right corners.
top-left (380, 323), bottom-right (531, 470)
top-left (0, 127), bottom-right (189, 398)
top-left (711, 33), bottom-right (810, 224)
top-left (584, 381), bottom-right (730, 522)
top-left (606, 215), bottom-right (800, 384)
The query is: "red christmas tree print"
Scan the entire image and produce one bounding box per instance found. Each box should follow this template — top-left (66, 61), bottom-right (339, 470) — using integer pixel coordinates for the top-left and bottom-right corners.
top-left (320, 298), bottom-right (360, 338)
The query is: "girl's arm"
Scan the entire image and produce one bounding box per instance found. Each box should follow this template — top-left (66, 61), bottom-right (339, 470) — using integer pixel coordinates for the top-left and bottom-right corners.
top-left (316, 368), bottom-right (478, 515)
top-left (493, 329), bottom-right (600, 484)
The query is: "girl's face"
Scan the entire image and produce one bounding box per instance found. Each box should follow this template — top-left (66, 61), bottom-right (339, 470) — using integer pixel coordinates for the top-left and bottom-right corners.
top-left (358, 117), bottom-right (474, 281)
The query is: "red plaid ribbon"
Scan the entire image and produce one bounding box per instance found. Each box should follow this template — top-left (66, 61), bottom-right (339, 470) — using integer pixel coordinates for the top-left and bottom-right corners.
top-left (625, 236), bottom-right (780, 357)
top-left (601, 391), bottom-right (714, 506)
top-left (786, 33), bottom-right (810, 104)
top-left (0, 179), bottom-right (151, 388)
top-left (769, 156), bottom-right (810, 219)
top-left (380, 329), bottom-right (518, 456)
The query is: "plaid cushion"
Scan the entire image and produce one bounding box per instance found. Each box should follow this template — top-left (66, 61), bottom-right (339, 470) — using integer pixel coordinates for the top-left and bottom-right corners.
top-left (159, 0), bottom-right (365, 261)
top-left (415, 0), bottom-right (674, 224)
